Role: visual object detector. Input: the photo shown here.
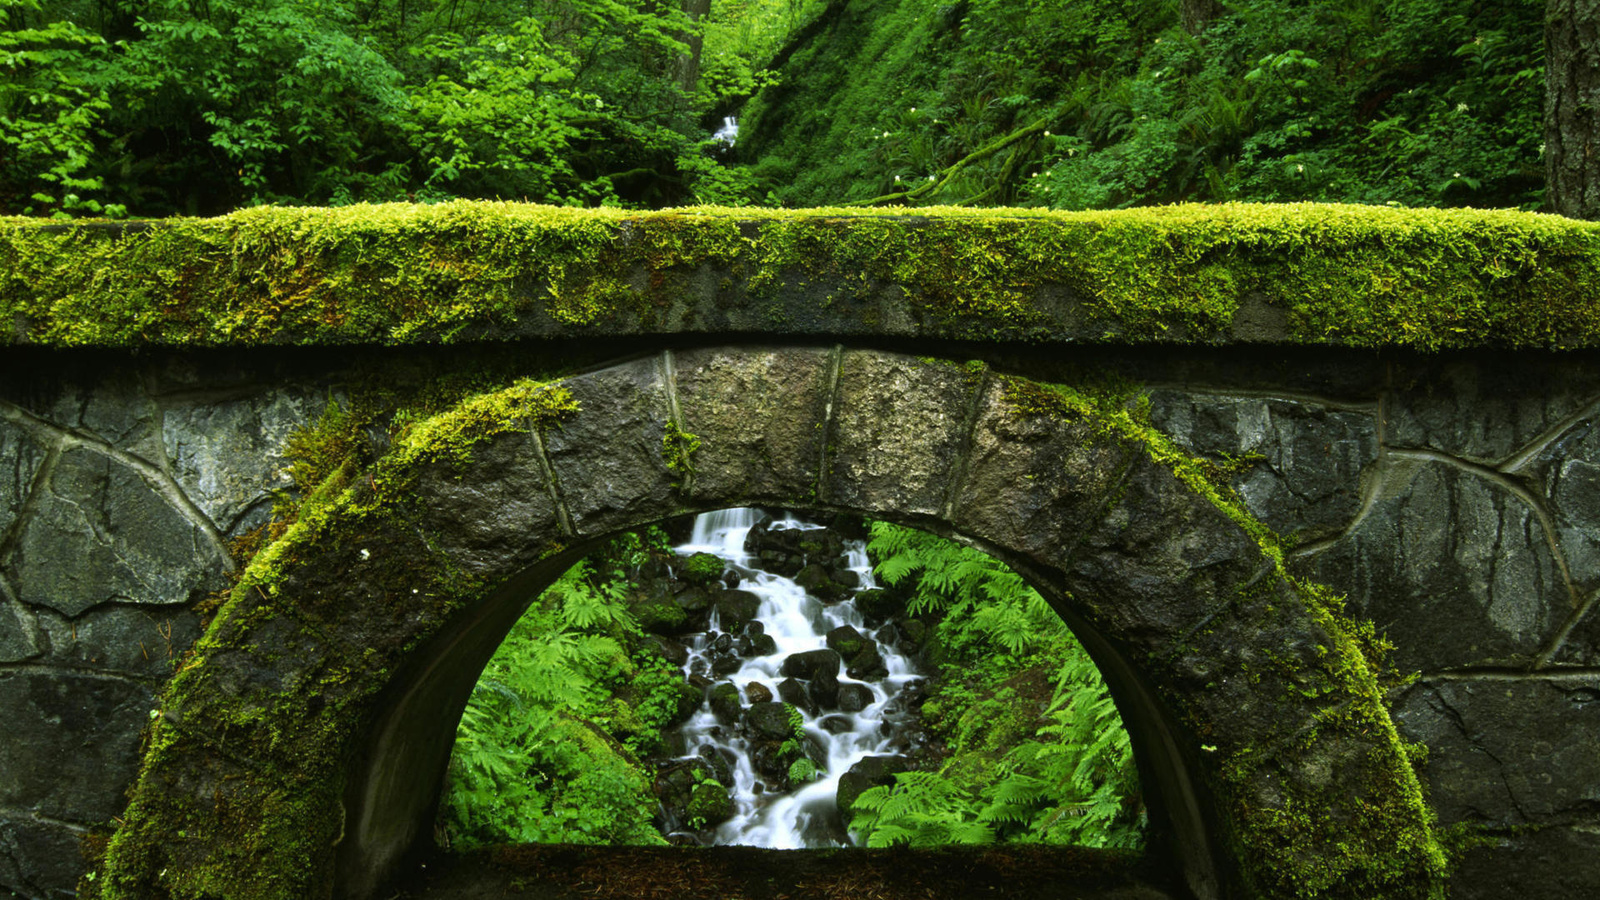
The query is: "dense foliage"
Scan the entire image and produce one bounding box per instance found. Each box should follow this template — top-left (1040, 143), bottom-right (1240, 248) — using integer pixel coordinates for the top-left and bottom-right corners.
top-left (849, 522), bottom-right (1141, 849)
top-left (442, 518), bottom-right (1140, 850)
top-left (2, 0), bottom-right (1552, 217)
top-left (739, 0), bottom-right (1545, 210)
top-left (0, 0), bottom-right (825, 216)
top-left (440, 539), bottom-right (687, 848)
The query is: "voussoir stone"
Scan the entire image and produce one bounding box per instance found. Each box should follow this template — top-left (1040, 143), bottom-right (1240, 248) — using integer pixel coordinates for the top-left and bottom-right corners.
top-left (826, 352), bottom-right (981, 517)
top-left (163, 388), bottom-right (330, 531)
top-left (4, 447), bottom-right (229, 617)
top-left (1147, 390), bottom-right (1376, 541)
top-left (673, 347), bottom-right (833, 504)
top-left (542, 358), bottom-right (674, 536)
top-left (1294, 457), bottom-right (1564, 671)
top-left (414, 432), bottom-right (564, 577)
top-left (951, 377), bottom-right (1139, 561)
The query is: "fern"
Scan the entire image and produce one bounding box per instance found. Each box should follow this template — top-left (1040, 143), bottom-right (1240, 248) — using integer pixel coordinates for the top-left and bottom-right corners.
top-left (857, 522), bottom-right (1143, 850)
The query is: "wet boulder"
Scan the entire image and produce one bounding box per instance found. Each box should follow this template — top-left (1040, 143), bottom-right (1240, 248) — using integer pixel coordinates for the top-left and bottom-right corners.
top-left (837, 683), bottom-right (874, 712)
top-left (628, 589), bottom-right (689, 634)
top-left (687, 780), bottom-right (734, 827)
top-left (715, 590), bottom-right (761, 632)
top-left (746, 632), bottom-right (778, 657)
top-left (855, 588), bottom-right (903, 624)
top-left (795, 563), bottom-right (845, 601)
top-left (708, 681), bottom-right (743, 723)
top-left (667, 681), bottom-right (703, 725)
top-left (745, 700), bottom-right (800, 742)
top-left (825, 625), bottom-right (869, 659)
top-left (819, 715), bottom-right (854, 735)
top-left (807, 668), bottom-right (840, 709)
top-left (776, 678), bottom-right (815, 715)
top-left (832, 568), bottom-right (861, 590)
top-left (745, 682), bottom-right (773, 704)
top-left (780, 648), bottom-right (841, 680)
top-left (673, 585), bottom-right (712, 617)
top-left (836, 755), bottom-right (911, 820)
top-left (656, 759), bottom-right (729, 829)
top-left (643, 635), bottom-right (689, 667)
top-left (845, 641), bottom-right (887, 681)
top-left (678, 551), bottom-right (727, 586)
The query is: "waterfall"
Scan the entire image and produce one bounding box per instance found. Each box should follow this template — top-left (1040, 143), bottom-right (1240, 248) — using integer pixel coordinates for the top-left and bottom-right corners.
top-left (664, 509), bottom-right (927, 848)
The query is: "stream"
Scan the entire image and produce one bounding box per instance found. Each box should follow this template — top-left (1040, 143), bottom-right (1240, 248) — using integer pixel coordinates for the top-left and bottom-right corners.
top-left (661, 508), bottom-right (930, 847)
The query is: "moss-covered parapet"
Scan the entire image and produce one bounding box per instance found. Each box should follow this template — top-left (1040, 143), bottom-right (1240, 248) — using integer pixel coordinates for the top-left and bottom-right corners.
top-left (6, 201), bottom-right (1600, 349)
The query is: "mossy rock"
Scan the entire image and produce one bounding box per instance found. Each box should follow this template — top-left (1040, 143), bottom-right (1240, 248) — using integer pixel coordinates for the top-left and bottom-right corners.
top-left (686, 781), bottom-right (734, 827)
top-left (677, 552), bottom-right (726, 586)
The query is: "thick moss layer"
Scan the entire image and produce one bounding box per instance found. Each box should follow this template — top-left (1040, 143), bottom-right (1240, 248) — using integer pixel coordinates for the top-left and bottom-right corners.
top-left (5, 202), bottom-right (1600, 349)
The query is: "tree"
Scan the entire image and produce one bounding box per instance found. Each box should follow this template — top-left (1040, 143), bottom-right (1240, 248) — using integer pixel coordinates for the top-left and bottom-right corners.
top-left (1546, 0), bottom-right (1600, 218)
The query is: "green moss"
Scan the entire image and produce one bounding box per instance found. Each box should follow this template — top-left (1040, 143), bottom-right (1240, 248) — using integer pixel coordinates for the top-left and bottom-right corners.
top-left (998, 373), bottom-right (1448, 899)
top-left (5, 202), bottom-right (1600, 350)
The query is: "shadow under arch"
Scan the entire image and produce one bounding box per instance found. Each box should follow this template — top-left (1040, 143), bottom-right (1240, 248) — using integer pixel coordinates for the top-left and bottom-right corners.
top-left (97, 347), bottom-right (1444, 900)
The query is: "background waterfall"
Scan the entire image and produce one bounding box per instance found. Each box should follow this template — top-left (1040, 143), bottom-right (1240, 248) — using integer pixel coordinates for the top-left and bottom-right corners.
top-left (668, 508), bottom-right (927, 847)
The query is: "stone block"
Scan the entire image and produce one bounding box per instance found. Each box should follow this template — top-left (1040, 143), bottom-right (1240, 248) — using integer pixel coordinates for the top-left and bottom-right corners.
top-left (1294, 457), bottom-right (1564, 671)
top-left (0, 671), bottom-right (155, 822)
top-left (950, 377), bottom-right (1137, 562)
top-left (1385, 358), bottom-right (1600, 464)
top-left (413, 431), bottom-right (565, 578)
top-left (543, 357), bottom-right (675, 536)
top-left (0, 593), bottom-right (42, 664)
top-left (4, 448), bottom-right (229, 618)
top-left (1147, 390), bottom-right (1377, 541)
top-left (826, 353), bottom-right (978, 517)
top-left (0, 419), bottom-right (47, 544)
top-left (163, 388), bottom-right (330, 531)
top-left (0, 814), bottom-right (85, 900)
top-left (46, 376), bottom-right (163, 462)
top-left (672, 347), bottom-right (832, 506)
top-left (1519, 416), bottom-right (1600, 599)
top-left (1445, 824), bottom-right (1600, 900)
top-left (1393, 677), bottom-right (1600, 826)
top-left (36, 605), bottom-right (202, 679)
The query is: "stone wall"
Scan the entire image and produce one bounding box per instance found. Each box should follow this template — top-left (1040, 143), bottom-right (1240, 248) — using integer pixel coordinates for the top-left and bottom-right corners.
top-left (2, 345), bottom-right (1597, 899)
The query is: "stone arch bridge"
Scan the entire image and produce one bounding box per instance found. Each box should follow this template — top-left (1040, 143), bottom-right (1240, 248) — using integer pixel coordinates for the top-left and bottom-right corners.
top-left (1, 204), bottom-right (1598, 900)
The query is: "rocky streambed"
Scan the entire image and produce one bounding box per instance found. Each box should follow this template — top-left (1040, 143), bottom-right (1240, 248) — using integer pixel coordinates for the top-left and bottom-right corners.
top-left (635, 509), bottom-right (942, 847)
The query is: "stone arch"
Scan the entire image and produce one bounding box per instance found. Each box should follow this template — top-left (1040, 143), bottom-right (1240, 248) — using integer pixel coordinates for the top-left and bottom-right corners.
top-left (96, 347), bottom-right (1445, 900)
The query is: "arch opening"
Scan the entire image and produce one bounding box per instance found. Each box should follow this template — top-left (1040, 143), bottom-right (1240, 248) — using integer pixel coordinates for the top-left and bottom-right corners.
top-left (430, 506), bottom-right (1149, 859)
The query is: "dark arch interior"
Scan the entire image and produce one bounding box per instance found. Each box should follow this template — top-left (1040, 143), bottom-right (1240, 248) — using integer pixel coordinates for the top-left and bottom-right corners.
top-left (333, 506), bottom-right (1230, 900)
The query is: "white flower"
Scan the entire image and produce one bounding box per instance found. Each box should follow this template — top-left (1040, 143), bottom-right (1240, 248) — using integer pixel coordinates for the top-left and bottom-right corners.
top-left (1453, 172), bottom-right (1462, 178)
top-left (1043, 130), bottom-right (1051, 136)
top-left (928, 175), bottom-right (936, 181)
top-left (360, 548), bottom-right (371, 560)
top-left (1456, 102), bottom-right (1469, 113)
top-left (894, 175), bottom-right (901, 182)
top-left (882, 131), bottom-right (890, 138)
top-left (909, 107), bottom-right (917, 113)
top-left (1296, 164), bottom-right (1304, 173)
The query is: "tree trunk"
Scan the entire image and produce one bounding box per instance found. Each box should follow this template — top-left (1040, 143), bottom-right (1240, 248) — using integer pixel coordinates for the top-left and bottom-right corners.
top-left (1546, 0), bottom-right (1600, 218)
top-left (1180, 0), bottom-right (1227, 35)
top-left (676, 0), bottom-right (713, 96)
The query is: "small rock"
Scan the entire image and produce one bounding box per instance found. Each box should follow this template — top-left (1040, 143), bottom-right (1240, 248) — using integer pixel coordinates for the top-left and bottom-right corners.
top-left (745, 701), bottom-right (798, 741)
top-left (745, 682), bottom-right (773, 704)
top-left (826, 625), bottom-right (869, 659)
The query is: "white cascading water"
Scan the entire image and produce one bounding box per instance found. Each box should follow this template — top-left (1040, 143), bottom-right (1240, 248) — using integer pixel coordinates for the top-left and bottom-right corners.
top-left (669, 508), bottom-right (923, 848)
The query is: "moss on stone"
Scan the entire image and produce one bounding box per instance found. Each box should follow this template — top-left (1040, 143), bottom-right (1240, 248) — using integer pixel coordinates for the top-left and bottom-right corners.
top-left (998, 373), bottom-right (1448, 899)
top-left (5, 202), bottom-right (1600, 350)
